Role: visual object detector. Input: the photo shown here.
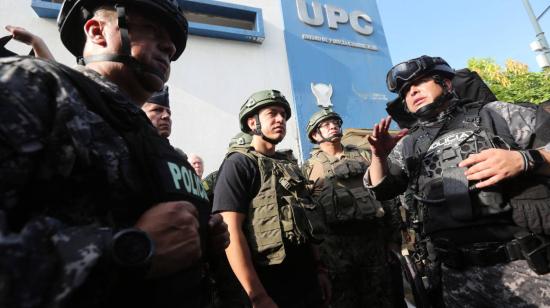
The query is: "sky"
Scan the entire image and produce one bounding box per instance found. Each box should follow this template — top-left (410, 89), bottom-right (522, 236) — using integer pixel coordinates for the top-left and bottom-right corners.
top-left (377, 0), bottom-right (550, 72)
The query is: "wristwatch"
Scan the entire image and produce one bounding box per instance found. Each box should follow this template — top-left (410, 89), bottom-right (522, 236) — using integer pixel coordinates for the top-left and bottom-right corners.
top-left (111, 228), bottom-right (155, 269)
top-left (524, 149), bottom-right (545, 173)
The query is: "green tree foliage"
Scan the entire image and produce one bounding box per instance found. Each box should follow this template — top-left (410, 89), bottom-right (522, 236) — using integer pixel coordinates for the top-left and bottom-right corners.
top-left (467, 58), bottom-right (550, 104)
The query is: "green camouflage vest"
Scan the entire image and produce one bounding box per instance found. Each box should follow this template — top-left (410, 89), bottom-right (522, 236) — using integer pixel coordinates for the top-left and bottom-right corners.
top-left (231, 147), bottom-right (319, 266)
top-left (307, 145), bottom-right (385, 226)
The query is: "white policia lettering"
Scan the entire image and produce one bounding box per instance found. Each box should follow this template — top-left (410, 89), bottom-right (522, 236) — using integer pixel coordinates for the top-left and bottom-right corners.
top-left (428, 131), bottom-right (473, 152)
top-left (167, 161), bottom-right (208, 200)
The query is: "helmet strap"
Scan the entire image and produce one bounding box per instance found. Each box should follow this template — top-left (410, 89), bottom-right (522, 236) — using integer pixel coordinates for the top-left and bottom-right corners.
top-left (252, 114), bottom-right (281, 145)
top-left (315, 127), bottom-right (342, 144)
top-left (78, 4), bottom-right (165, 90)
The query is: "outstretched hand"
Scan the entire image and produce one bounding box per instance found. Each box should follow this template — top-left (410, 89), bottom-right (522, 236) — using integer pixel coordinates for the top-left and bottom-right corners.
top-left (367, 116), bottom-right (408, 159)
top-left (458, 148), bottom-right (524, 189)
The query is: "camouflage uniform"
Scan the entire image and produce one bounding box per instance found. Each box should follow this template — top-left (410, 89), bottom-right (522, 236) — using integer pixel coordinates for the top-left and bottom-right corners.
top-left (0, 57), bottom-right (208, 308)
top-left (305, 146), bottom-right (403, 308)
top-left (442, 260), bottom-right (550, 307)
top-left (366, 100), bottom-right (550, 307)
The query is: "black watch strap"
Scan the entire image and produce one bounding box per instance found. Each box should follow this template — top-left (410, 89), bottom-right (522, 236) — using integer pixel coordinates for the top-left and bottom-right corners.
top-left (521, 149), bottom-right (545, 173)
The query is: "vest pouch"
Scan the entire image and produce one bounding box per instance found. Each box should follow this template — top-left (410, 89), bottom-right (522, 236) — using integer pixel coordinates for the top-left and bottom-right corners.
top-left (348, 186), bottom-right (384, 219)
top-left (331, 187), bottom-right (356, 223)
top-left (318, 186), bottom-right (339, 226)
top-left (442, 166), bottom-right (473, 221)
top-left (475, 185), bottom-right (509, 217)
top-left (333, 161), bottom-right (352, 180)
top-left (280, 196), bottom-right (309, 246)
top-left (298, 197), bottom-right (326, 240)
top-left (346, 159), bottom-right (367, 177)
top-left (279, 163), bottom-right (304, 185)
top-left (248, 195), bottom-right (286, 265)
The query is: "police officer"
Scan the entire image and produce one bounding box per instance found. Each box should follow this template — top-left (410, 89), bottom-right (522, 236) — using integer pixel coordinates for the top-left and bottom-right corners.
top-left (142, 85), bottom-right (188, 159)
top-left (142, 85), bottom-right (173, 138)
top-left (0, 0), bottom-right (228, 307)
top-left (304, 108), bottom-right (405, 308)
top-left (365, 55), bottom-right (550, 307)
top-left (213, 90), bottom-right (331, 307)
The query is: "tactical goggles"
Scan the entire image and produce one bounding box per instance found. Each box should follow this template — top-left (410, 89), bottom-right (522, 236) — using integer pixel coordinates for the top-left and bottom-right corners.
top-left (386, 56), bottom-right (447, 94)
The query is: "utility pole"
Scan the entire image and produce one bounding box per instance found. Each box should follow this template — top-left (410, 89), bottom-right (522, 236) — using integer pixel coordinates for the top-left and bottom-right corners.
top-left (522, 0), bottom-right (550, 69)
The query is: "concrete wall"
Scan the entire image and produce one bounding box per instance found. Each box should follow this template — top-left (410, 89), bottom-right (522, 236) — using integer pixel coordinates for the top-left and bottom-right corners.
top-left (0, 0), bottom-right (297, 175)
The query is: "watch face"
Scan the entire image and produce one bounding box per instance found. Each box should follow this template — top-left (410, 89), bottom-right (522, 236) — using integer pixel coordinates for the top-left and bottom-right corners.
top-left (113, 229), bottom-right (154, 267)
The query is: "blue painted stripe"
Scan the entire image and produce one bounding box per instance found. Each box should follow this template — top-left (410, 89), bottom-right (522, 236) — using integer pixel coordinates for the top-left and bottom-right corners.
top-left (30, 0), bottom-right (264, 43)
top-left (31, 0), bottom-right (61, 19)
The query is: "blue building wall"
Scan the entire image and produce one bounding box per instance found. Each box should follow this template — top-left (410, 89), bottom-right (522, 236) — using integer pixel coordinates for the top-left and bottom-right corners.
top-left (281, 0), bottom-right (394, 159)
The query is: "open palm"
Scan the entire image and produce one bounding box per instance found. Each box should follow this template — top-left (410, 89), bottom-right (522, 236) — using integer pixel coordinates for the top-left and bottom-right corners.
top-left (367, 116), bottom-right (408, 158)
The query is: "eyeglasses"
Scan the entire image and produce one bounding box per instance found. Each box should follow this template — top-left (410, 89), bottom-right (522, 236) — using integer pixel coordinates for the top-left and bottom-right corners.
top-left (319, 119), bottom-right (342, 129)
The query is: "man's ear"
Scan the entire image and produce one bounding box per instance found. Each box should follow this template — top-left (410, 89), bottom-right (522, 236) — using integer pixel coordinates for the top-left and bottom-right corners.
top-left (445, 78), bottom-right (453, 90)
top-left (84, 18), bottom-right (107, 47)
top-left (247, 116), bottom-right (257, 132)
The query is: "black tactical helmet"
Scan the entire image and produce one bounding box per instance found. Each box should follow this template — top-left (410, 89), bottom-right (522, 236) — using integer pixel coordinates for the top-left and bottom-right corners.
top-left (386, 55), bottom-right (455, 96)
top-left (306, 108), bottom-right (342, 143)
top-left (239, 90), bottom-right (291, 133)
top-left (58, 0), bottom-right (188, 61)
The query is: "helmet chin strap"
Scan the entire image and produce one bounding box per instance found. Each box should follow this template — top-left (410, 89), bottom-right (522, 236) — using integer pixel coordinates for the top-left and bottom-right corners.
top-left (316, 128), bottom-right (343, 144)
top-left (252, 114), bottom-right (281, 145)
top-left (78, 5), bottom-right (166, 92)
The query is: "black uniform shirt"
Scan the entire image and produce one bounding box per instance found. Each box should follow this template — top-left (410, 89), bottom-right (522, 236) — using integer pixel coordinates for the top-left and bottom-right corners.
top-left (212, 152), bottom-right (260, 214)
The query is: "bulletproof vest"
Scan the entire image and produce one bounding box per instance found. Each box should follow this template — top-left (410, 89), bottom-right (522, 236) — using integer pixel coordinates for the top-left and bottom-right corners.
top-left (307, 146), bottom-right (385, 226)
top-left (406, 101), bottom-right (518, 236)
top-left (230, 148), bottom-right (318, 266)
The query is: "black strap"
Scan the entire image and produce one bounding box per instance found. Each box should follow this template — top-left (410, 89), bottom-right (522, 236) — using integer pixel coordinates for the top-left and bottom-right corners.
top-left (0, 35), bottom-right (33, 58)
top-left (439, 241), bottom-right (520, 268)
top-left (115, 5), bottom-right (131, 56)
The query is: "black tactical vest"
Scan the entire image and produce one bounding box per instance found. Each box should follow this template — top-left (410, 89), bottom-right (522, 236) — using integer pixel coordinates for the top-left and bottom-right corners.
top-left (404, 101), bottom-right (520, 239)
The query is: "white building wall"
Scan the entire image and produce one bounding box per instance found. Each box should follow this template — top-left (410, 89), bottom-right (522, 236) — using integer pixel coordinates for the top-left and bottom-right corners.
top-left (0, 0), bottom-right (297, 175)
top-left (170, 0), bottom-right (298, 175)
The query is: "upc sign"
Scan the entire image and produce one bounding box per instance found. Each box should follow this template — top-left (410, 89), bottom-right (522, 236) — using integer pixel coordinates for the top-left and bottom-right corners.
top-left (296, 0), bottom-right (373, 36)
